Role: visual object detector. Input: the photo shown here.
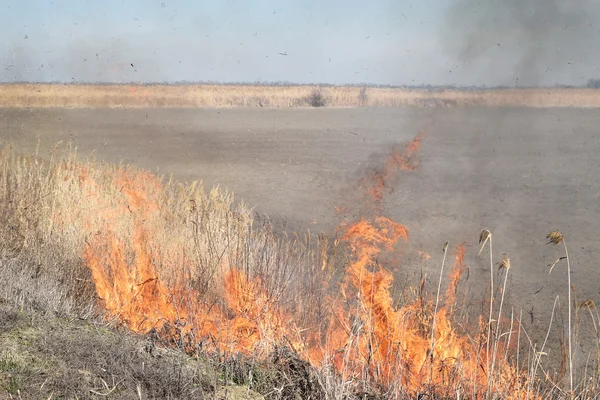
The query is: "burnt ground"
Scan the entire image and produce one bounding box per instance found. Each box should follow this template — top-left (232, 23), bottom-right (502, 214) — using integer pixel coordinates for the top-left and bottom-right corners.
top-left (2, 107), bottom-right (600, 366)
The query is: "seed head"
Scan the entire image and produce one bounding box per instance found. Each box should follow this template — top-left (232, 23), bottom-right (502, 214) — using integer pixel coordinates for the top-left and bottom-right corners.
top-left (479, 229), bottom-right (491, 244)
top-left (546, 230), bottom-right (564, 245)
top-left (577, 299), bottom-right (596, 310)
top-left (499, 253), bottom-right (511, 271)
top-left (477, 229), bottom-right (492, 258)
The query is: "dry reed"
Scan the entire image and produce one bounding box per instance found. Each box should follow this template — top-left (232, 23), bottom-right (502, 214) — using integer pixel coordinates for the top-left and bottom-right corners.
top-left (1, 84), bottom-right (600, 108)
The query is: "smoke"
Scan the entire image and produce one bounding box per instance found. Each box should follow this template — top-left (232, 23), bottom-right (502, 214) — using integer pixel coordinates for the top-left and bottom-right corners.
top-left (445, 0), bottom-right (600, 86)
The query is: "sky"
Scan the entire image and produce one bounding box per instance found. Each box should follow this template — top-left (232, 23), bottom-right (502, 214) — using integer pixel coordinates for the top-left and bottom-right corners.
top-left (2, 0), bottom-right (600, 86)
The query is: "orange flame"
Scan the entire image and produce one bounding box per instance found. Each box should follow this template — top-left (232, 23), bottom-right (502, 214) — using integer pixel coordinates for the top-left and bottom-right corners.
top-left (85, 228), bottom-right (183, 333)
top-left (445, 244), bottom-right (467, 310)
top-left (362, 132), bottom-right (423, 203)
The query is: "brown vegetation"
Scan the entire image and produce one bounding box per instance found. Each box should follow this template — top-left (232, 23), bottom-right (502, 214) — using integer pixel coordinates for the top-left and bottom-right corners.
top-left (0, 303), bottom-right (217, 399)
top-left (1, 83), bottom-right (600, 108)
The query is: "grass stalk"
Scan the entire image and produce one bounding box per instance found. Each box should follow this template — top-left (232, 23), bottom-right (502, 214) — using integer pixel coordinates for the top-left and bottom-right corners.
top-left (547, 230), bottom-right (573, 397)
top-left (429, 241), bottom-right (449, 384)
top-left (489, 253), bottom-right (510, 395)
top-left (563, 238), bottom-right (573, 397)
top-left (478, 230), bottom-right (494, 387)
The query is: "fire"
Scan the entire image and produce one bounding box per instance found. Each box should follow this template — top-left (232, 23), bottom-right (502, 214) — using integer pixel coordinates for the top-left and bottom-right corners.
top-left (72, 166), bottom-right (296, 356)
top-left (72, 134), bottom-right (534, 398)
top-left (445, 244), bottom-right (466, 309)
top-left (85, 225), bottom-right (296, 355)
top-left (85, 228), bottom-right (183, 332)
top-left (361, 132), bottom-right (423, 203)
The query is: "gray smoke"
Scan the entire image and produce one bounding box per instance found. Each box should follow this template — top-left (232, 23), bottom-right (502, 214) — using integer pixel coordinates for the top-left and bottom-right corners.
top-left (445, 0), bottom-right (600, 87)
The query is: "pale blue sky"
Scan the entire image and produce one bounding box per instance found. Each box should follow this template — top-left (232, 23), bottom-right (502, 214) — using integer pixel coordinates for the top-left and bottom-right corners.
top-left (2, 0), bottom-right (599, 86)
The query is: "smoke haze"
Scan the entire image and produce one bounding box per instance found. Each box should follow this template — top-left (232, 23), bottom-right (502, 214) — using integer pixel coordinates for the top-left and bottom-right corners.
top-left (444, 0), bottom-right (600, 86)
top-left (2, 0), bottom-right (600, 86)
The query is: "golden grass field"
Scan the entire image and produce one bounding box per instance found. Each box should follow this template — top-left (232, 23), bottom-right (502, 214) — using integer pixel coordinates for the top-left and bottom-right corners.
top-left (1, 83), bottom-right (600, 108)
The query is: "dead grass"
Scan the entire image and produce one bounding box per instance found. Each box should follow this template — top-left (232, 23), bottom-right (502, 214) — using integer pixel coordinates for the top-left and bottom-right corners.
top-left (1, 83), bottom-right (600, 108)
top-left (0, 303), bottom-right (273, 399)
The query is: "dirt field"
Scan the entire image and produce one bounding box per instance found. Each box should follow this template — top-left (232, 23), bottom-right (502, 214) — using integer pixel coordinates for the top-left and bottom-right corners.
top-left (2, 106), bottom-right (599, 356)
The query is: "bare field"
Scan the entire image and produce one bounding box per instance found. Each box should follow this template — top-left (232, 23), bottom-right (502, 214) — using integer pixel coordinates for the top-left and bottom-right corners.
top-left (1, 83), bottom-right (600, 108)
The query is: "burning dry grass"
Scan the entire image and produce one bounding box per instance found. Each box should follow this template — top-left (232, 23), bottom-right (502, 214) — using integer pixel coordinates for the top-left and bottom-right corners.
top-left (0, 141), bottom-right (599, 399)
top-left (1, 83), bottom-right (600, 108)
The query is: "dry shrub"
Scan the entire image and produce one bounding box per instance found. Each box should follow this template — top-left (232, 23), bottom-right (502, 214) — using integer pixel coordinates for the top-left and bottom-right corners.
top-left (358, 86), bottom-right (368, 106)
top-left (308, 88), bottom-right (326, 107)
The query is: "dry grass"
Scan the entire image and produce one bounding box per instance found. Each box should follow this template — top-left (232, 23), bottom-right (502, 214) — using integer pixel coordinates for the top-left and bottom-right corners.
top-left (0, 304), bottom-right (207, 399)
top-left (0, 143), bottom-right (599, 399)
top-left (1, 83), bottom-right (600, 108)
top-left (0, 303), bottom-right (282, 399)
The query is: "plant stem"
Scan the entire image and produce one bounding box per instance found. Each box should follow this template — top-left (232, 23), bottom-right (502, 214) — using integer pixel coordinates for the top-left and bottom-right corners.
top-left (563, 239), bottom-right (573, 397)
top-left (490, 265), bottom-right (509, 388)
top-left (430, 242), bottom-right (449, 384)
top-left (486, 236), bottom-right (494, 375)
